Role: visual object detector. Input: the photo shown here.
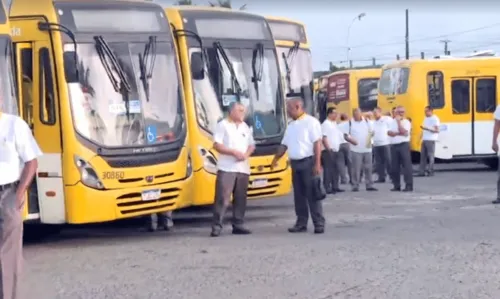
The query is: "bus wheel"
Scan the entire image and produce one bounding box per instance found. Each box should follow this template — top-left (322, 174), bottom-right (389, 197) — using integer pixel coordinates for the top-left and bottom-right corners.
top-left (23, 224), bottom-right (62, 242)
top-left (484, 158), bottom-right (498, 170)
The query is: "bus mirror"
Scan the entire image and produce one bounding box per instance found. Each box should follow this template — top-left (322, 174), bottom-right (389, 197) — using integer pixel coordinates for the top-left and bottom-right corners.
top-left (190, 52), bottom-right (205, 80)
top-left (63, 51), bottom-right (79, 83)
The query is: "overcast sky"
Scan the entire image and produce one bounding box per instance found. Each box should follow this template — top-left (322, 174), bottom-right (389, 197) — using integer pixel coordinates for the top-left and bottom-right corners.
top-left (153, 0), bottom-right (500, 71)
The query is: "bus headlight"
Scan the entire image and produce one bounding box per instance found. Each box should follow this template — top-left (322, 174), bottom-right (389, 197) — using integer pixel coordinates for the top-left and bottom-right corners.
top-left (197, 146), bottom-right (217, 175)
top-left (186, 154), bottom-right (193, 178)
top-left (74, 155), bottom-right (104, 190)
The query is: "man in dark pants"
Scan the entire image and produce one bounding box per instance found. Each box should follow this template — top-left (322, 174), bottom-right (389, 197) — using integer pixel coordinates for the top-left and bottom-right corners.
top-left (320, 107), bottom-right (345, 194)
top-left (272, 98), bottom-right (325, 234)
top-left (388, 106), bottom-right (413, 192)
top-left (337, 113), bottom-right (352, 184)
top-left (372, 107), bottom-right (392, 183)
top-left (210, 102), bottom-right (255, 237)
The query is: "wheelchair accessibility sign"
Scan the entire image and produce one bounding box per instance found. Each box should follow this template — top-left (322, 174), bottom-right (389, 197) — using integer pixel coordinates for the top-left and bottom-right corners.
top-left (146, 125), bottom-right (157, 144)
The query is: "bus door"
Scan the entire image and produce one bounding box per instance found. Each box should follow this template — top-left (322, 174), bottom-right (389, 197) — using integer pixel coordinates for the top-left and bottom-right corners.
top-left (13, 19), bottom-right (65, 224)
top-left (450, 77), bottom-right (497, 157)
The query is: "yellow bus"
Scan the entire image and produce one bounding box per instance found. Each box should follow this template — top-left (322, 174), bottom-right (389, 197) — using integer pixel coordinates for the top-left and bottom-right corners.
top-left (10, 0), bottom-right (193, 225)
top-left (166, 6), bottom-right (291, 205)
top-left (378, 58), bottom-right (499, 167)
top-left (326, 68), bottom-right (380, 116)
top-left (266, 16), bottom-right (315, 116)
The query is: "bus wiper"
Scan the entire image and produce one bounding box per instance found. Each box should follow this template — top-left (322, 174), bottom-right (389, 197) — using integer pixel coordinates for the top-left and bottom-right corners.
top-left (251, 43), bottom-right (264, 100)
top-left (94, 36), bottom-right (132, 117)
top-left (139, 36), bottom-right (157, 102)
top-left (213, 41), bottom-right (242, 95)
top-left (282, 41), bottom-right (300, 95)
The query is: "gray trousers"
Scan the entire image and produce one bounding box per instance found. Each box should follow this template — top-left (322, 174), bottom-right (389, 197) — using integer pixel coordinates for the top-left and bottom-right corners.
top-left (391, 142), bottom-right (414, 188)
top-left (373, 145), bottom-right (392, 181)
top-left (321, 150), bottom-right (341, 191)
top-left (419, 140), bottom-right (436, 175)
top-left (0, 186), bottom-right (22, 299)
top-left (338, 143), bottom-right (352, 183)
top-left (212, 170), bottom-right (249, 229)
top-left (291, 157), bottom-right (325, 228)
top-left (351, 152), bottom-right (374, 188)
top-left (146, 211), bottom-right (173, 229)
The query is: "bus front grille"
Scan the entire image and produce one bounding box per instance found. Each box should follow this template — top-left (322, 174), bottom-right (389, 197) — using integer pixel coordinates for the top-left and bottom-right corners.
top-left (247, 177), bottom-right (281, 199)
top-left (116, 188), bottom-right (180, 215)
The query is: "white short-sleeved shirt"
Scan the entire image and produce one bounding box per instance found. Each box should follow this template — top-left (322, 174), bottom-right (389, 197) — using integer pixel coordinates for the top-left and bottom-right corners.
top-left (0, 113), bottom-right (43, 185)
top-left (282, 114), bottom-right (322, 160)
top-left (422, 115), bottom-right (440, 141)
top-left (348, 119), bottom-right (373, 153)
top-left (338, 121), bottom-right (349, 144)
top-left (390, 118), bottom-right (412, 144)
top-left (213, 119), bottom-right (255, 175)
top-left (494, 105), bottom-right (500, 155)
top-left (372, 115), bottom-right (392, 146)
top-left (321, 119), bottom-right (342, 152)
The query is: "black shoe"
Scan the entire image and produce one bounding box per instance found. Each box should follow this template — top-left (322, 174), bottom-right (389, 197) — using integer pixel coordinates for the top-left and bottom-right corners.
top-left (391, 187), bottom-right (401, 192)
top-left (334, 188), bottom-right (345, 193)
top-left (416, 173), bottom-right (426, 177)
top-left (352, 187), bottom-right (359, 192)
top-left (288, 226), bottom-right (307, 233)
top-left (375, 179), bottom-right (386, 183)
top-left (147, 227), bottom-right (156, 232)
top-left (492, 199), bottom-right (500, 204)
top-left (210, 226), bottom-right (222, 237)
top-left (232, 226), bottom-right (252, 235)
top-left (403, 185), bottom-right (413, 192)
top-left (314, 227), bottom-right (324, 234)
top-left (326, 189), bottom-right (335, 194)
top-left (366, 186), bottom-right (378, 191)
top-left (157, 225), bottom-right (169, 231)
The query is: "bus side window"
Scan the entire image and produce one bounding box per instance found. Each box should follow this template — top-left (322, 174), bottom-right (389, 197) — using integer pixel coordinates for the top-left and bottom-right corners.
top-left (451, 80), bottom-right (470, 114)
top-left (20, 49), bottom-right (33, 127)
top-left (427, 71), bottom-right (444, 109)
top-left (476, 78), bottom-right (496, 113)
top-left (39, 47), bottom-right (56, 125)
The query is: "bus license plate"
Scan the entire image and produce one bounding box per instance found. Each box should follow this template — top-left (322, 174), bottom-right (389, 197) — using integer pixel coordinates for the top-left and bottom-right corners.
top-left (252, 179), bottom-right (268, 188)
top-left (142, 189), bottom-right (161, 201)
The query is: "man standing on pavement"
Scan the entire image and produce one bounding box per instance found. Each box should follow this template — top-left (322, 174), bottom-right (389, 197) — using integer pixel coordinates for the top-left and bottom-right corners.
top-left (0, 108), bottom-right (42, 299)
top-left (372, 107), bottom-right (392, 183)
top-left (337, 113), bottom-right (352, 184)
top-left (272, 98), bottom-right (325, 234)
top-left (321, 107), bottom-right (344, 194)
top-left (146, 211), bottom-right (174, 232)
top-left (210, 102), bottom-right (255, 237)
top-left (491, 105), bottom-right (500, 204)
top-left (418, 106), bottom-right (440, 177)
top-left (346, 108), bottom-right (377, 192)
top-left (388, 106), bottom-right (413, 192)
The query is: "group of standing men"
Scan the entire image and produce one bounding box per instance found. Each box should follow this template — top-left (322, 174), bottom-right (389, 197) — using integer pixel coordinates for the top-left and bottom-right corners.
top-left (320, 105), bottom-right (441, 194)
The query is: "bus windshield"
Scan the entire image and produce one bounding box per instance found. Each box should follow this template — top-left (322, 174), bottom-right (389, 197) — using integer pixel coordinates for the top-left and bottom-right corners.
top-left (67, 41), bottom-right (184, 147)
top-left (276, 47), bottom-right (313, 113)
top-left (191, 46), bottom-right (285, 139)
top-left (0, 36), bottom-right (17, 115)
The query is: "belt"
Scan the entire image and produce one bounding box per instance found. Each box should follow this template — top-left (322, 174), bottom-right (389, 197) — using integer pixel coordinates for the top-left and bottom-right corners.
top-left (290, 156), bottom-right (313, 163)
top-left (0, 181), bottom-right (19, 192)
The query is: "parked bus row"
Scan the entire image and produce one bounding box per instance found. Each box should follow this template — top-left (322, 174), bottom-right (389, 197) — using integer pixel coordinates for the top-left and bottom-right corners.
top-left (317, 54), bottom-right (499, 168)
top-left (0, 0), bottom-right (314, 232)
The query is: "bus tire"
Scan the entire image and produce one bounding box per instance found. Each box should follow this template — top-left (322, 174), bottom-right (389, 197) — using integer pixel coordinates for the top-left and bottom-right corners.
top-left (484, 158), bottom-right (498, 170)
top-left (23, 224), bottom-right (62, 242)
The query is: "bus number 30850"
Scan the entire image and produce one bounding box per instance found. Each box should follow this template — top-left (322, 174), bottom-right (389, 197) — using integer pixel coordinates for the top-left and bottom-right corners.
top-left (102, 171), bottom-right (125, 180)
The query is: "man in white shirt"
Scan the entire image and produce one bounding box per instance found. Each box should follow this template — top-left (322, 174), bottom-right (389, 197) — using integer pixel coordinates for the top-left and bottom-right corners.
top-left (272, 98), bottom-right (325, 234)
top-left (388, 106), bottom-right (413, 192)
top-left (491, 105), bottom-right (500, 204)
top-left (321, 107), bottom-right (345, 194)
top-left (337, 113), bottom-right (352, 184)
top-left (372, 107), bottom-right (392, 183)
top-left (418, 106), bottom-right (440, 177)
top-left (211, 102), bottom-right (256, 237)
top-left (346, 108), bottom-right (377, 192)
top-left (0, 109), bottom-right (42, 299)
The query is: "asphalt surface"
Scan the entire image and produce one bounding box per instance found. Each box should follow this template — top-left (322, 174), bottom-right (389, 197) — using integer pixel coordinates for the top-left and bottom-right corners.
top-left (22, 162), bottom-right (500, 299)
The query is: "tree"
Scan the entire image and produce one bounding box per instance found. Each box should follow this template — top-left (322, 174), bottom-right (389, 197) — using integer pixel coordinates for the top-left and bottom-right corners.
top-left (208, 0), bottom-right (246, 10)
top-left (175, 0), bottom-right (193, 4)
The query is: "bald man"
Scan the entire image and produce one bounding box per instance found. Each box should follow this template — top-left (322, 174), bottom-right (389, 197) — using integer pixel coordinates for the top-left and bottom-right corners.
top-left (272, 98), bottom-right (325, 234)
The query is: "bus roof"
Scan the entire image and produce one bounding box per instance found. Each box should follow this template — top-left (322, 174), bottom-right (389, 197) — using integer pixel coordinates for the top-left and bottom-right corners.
top-left (265, 15), bottom-right (305, 27)
top-left (168, 5), bottom-right (263, 18)
top-left (265, 15), bottom-right (308, 47)
top-left (329, 68), bottom-right (381, 77)
top-left (382, 57), bottom-right (500, 69)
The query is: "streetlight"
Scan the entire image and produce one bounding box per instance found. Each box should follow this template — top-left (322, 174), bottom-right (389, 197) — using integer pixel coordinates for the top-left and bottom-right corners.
top-left (346, 12), bottom-right (366, 66)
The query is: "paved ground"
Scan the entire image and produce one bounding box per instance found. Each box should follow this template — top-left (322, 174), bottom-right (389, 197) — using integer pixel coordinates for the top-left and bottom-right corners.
top-left (22, 162), bottom-right (500, 299)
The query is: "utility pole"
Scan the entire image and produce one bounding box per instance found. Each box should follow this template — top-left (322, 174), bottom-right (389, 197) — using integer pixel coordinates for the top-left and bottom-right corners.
top-left (440, 39), bottom-right (451, 55)
top-left (405, 9), bottom-right (409, 59)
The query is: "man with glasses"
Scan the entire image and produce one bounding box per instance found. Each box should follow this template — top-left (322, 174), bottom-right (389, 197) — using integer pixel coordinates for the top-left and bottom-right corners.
top-left (388, 106), bottom-right (413, 192)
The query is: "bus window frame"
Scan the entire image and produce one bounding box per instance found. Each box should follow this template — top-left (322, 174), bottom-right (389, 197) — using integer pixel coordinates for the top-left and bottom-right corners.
top-left (427, 70), bottom-right (445, 109)
top-left (475, 78), bottom-right (496, 114)
top-left (38, 47), bottom-right (56, 125)
top-left (451, 79), bottom-right (470, 115)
